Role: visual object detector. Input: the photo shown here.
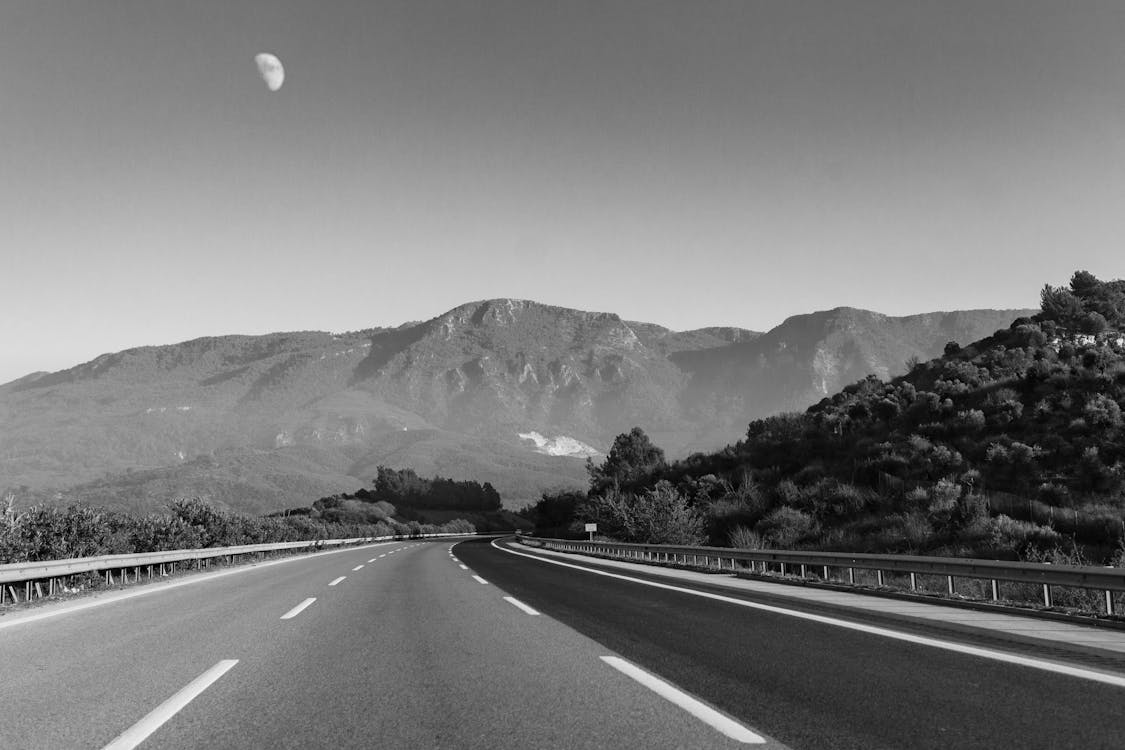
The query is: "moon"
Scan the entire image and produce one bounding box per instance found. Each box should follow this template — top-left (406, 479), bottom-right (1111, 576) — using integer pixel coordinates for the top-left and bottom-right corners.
top-left (254, 53), bottom-right (284, 92)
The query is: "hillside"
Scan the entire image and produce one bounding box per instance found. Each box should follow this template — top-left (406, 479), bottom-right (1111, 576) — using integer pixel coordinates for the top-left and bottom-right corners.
top-left (671, 306), bottom-right (1032, 450)
top-left (599, 272), bottom-right (1125, 561)
top-left (1, 298), bottom-right (1030, 514)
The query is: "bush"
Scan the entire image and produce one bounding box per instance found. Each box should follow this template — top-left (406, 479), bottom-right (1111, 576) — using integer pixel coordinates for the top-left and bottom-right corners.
top-left (727, 525), bottom-right (764, 550)
top-left (577, 482), bottom-right (705, 545)
top-left (755, 507), bottom-right (819, 548)
top-left (989, 515), bottom-right (1062, 556)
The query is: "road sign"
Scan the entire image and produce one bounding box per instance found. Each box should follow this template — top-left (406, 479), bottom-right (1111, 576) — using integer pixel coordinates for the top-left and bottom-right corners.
top-left (585, 522), bottom-right (597, 541)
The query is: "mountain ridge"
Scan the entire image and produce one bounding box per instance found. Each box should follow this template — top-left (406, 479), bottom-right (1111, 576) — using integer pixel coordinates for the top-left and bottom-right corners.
top-left (1, 298), bottom-right (1034, 513)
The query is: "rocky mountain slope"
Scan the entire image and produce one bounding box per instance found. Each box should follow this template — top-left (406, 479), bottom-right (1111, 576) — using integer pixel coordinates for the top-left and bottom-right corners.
top-left (0, 299), bottom-right (1032, 513)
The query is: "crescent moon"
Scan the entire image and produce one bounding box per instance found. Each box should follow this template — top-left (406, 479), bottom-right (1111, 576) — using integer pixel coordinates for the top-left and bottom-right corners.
top-left (254, 53), bottom-right (285, 92)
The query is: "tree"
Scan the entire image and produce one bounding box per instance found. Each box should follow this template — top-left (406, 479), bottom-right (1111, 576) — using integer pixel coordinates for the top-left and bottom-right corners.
top-left (587, 427), bottom-right (666, 495)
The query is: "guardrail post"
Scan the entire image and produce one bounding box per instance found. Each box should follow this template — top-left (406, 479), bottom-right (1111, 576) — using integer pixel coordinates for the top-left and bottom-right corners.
top-left (909, 572), bottom-right (917, 590)
top-left (823, 565), bottom-right (829, 581)
top-left (1043, 584), bottom-right (1053, 607)
top-left (800, 564), bottom-right (807, 578)
top-left (848, 567), bottom-right (855, 584)
top-left (780, 562), bottom-right (787, 576)
top-left (947, 576), bottom-right (955, 595)
top-left (991, 580), bottom-right (999, 601)
top-left (876, 570), bottom-right (884, 586)
top-left (1106, 590), bottom-right (1115, 616)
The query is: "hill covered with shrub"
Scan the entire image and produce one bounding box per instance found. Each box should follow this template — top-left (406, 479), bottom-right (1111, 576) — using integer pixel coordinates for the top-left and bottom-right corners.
top-left (526, 272), bottom-right (1125, 564)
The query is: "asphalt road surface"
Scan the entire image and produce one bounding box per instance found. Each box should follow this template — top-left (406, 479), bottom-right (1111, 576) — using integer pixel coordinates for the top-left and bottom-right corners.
top-left (3, 536), bottom-right (1124, 748)
top-left (0, 538), bottom-right (772, 749)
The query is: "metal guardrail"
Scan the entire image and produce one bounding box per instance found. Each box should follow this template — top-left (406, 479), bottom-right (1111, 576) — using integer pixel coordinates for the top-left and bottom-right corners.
top-left (0, 531), bottom-right (475, 604)
top-left (521, 536), bottom-right (1125, 615)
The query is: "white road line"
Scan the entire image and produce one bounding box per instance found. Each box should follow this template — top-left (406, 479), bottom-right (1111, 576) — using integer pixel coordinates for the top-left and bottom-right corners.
top-left (600, 656), bottom-right (765, 744)
top-left (0, 540), bottom-right (397, 632)
top-left (494, 540), bottom-right (1125, 690)
top-left (352, 565), bottom-right (364, 571)
top-left (472, 575), bottom-right (489, 585)
top-left (101, 660), bottom-right (239, 750)
top-left (329, 576), bottom-right (346, 586)
top-left (280, 598), bottom-right (316, 620)
top-left (503, 596), bottom-right (540, 616)
top-left (368, 559), bottom-right (376, 563)
top-left (458, 564), bottom-right (468, 570)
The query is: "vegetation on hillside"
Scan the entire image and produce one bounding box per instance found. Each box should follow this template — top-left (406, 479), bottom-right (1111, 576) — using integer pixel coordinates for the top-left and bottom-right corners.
top-left (523, 272), bottom-right (1125, 564)
top-left (304, 467), bottom-right (530, 533)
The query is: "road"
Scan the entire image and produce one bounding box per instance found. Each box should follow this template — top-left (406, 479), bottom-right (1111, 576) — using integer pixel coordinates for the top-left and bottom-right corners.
top-left (0, 538), bottom-right (770, 749)
top-left (2, 536), bottom-right (1124, 748)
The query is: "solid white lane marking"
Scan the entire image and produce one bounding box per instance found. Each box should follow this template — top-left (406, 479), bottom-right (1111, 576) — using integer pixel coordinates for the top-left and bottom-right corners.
top-left (472, 575), bottom-right (489, 585)
top-left (504, 596), bottom-right (541, 616)
top-left (329, 576), bottom-right (346, 586)
top-left (494, 540), bottom-right (1125, 689)
top-left (101, 660), bottom-right (239, 750)
top-left (352, 565), bottom-right (364, 571)
top-left (280, 598), bottom-right (316, 620)
top-left (600, 656), bottom-right (764, 744)
top-left (459, 564), bottom-right (468, 570)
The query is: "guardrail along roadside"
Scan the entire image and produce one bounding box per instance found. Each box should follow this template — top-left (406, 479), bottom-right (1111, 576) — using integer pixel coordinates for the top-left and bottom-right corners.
top-left (0, 532), bottom-right (474, 605)
top-left (520, 536), bottom-right (1125, 618)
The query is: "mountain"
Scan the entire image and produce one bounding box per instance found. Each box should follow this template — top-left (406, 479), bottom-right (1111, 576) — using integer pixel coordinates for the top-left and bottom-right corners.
top-left (671, 307), bottom-right (1034, 450)
top-left (0, 299), bottom-right (1033, 514)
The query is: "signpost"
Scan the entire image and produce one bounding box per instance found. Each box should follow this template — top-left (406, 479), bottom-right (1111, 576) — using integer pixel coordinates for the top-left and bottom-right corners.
top-left (585, 523), bottom-right (597, 541)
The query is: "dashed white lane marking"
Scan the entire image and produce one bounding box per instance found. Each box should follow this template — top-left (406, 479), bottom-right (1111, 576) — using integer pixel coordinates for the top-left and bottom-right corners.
top-left (472, 575), bottom-right (489, 585)
top-left (458, 565), bottom-right (468, 570)
top-left (0, 540), bottom-right (396, 632)
top-left (329, 576), bottom-right (346, 586)
top-left (352, 565), bottom-right (364, 571)
top-left (495, 540), bottom-right (1125, 690)
top-left (379, 554), bottom-right (387, 558)
top-left (101, 660), bottom-right (239, 750)
top-left (503, 596), bottom-right (540, 616)
top-left (280, 598), bottom-right (317, 620)
top-left (367, 558), bottom-right (377, 563)
top-left (600, 656), bottom-right (765, 744)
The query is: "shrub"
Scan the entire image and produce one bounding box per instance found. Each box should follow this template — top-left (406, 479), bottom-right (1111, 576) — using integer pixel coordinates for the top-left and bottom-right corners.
top-left (727, 525), bottom-right (764, 550)
top-left (755, 507), bottom-right (819, 548)
top-left (989, 515), bottom-right (1062, 556)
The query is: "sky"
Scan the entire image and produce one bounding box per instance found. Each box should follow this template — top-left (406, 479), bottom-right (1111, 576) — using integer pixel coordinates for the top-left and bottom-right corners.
top-left (3, 1), bottom-right (1125, 384)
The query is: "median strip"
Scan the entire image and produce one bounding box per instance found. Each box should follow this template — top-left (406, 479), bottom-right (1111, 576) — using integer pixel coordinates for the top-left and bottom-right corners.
top-left (503, 596), bottom-right (540, 616)
top-left (280, 598), bottom-right (316, 620)
top-left (101, 659), bottom-right (239, 750)
top-left (600, 656), bottom-right (765, 744)
top-left (329, 576), bottom-right (346, 587)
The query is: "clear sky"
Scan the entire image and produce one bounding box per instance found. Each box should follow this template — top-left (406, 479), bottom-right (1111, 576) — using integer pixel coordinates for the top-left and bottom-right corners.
top-left (3, 1), bottom-right (1125, 384)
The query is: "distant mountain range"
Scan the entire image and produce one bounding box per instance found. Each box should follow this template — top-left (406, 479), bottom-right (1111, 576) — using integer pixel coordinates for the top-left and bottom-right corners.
top-left (0, 299), bottom-right (1032, 513)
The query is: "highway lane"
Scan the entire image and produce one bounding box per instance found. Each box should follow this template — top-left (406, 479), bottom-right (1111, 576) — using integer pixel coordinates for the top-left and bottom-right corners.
top-left (0, 538), bottom-right (771, 749)
top-left (457, 537), bottom-right (1125, 750)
